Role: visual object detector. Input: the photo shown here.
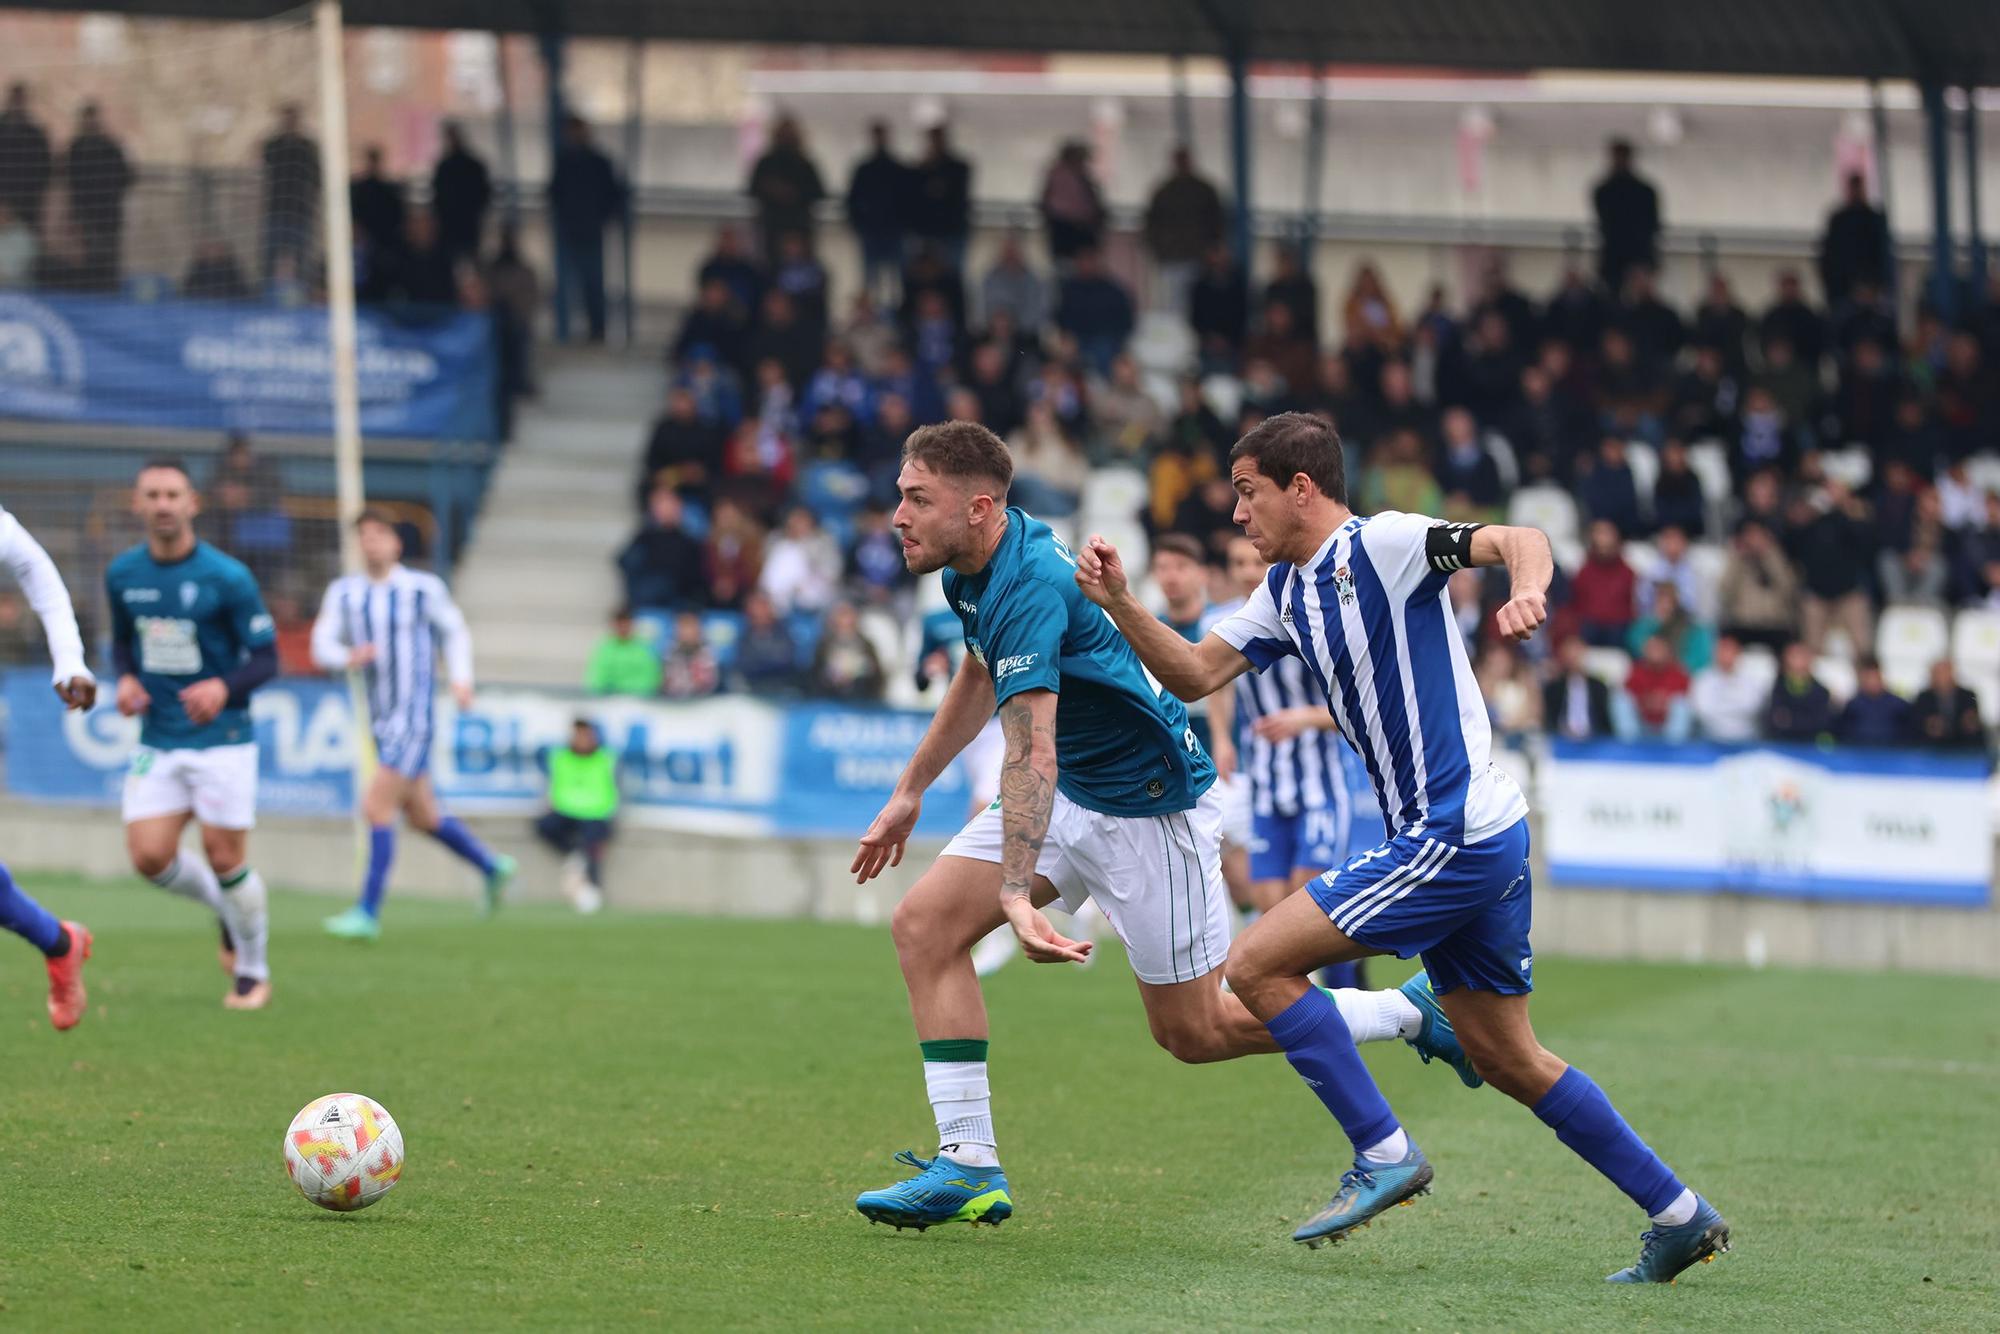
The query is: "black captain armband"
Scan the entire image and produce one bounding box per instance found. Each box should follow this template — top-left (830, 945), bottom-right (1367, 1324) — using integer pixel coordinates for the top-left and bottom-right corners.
top-left (1424, 521), bottom-right (1482, 573)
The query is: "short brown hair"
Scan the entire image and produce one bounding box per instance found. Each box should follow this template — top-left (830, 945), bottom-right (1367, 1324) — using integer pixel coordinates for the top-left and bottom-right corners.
top-left (354, 506), bottom-right (398, 531)
top-left (901, 420), bottom-right (1013, 495)
top-left (1150, 533), bottom-right (1208, 566)
top-left (1229, 411), bottom-right (1347, 505)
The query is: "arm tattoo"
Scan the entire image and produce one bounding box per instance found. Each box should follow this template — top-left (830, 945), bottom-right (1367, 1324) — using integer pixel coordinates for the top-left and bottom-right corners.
top-left (997, 696), bottom-right (1057, 904)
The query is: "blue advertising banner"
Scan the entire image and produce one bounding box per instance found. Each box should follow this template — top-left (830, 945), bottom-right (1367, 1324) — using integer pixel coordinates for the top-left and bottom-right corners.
top-left (0, 292), bottom-right (495, 440)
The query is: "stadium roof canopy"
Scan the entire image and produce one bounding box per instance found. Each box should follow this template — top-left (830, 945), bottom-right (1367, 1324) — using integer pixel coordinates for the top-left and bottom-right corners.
top-left (19, 0), bottom-right (2000, 86)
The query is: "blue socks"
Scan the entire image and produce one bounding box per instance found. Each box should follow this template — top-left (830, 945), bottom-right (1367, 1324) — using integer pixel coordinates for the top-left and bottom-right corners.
top-left (1266, 984), bottom-right (1401, 1155)
top-left (0, 861), bottom-right (64, 956)
top-left (1533, 1066), bottom-right (1685, 1216)
top-left (360, 825), bottom-right (396, 917)
top-left (429, 817), bottom-right (497, 877)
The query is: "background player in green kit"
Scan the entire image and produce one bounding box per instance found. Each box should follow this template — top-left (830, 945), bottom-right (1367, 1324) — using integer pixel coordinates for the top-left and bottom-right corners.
top-left (107, 460), bottom-right (277, 1010)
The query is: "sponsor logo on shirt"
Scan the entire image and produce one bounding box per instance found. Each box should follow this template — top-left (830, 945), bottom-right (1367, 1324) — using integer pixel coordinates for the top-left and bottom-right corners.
top-left (957, 600), bottom-right (978, 615)
top-left (993, 653), bottom-right (1038, 681)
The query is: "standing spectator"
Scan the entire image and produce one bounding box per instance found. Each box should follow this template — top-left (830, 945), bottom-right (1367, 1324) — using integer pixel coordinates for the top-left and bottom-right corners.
top-left (1817, 172), bottom-right (1890, 308)
top-left (534, 717), bottom-right (619, 913)
top-left (259, 103), bottom-right (320, 283)
top-left (486, 225), bottom-right (541, 400)
top-left (547, 114), bottom-right (624, 344)
top-left (1627, 582), bottom-right (1714, 673)
top-left (62, 103), bottom-right (131, 290)
top-left (1038, 140), bottom-right (1105, 267)
top-left (759, 506), bottom-right (842, 615)
top-left (0, 83), bottom-right (50, 241)
top-left (659, 611), bottom-right (721, 699)
top-left (1910, 660), bottom-right (1987, 751)
top-left (746, 115), bottom-right (825, 265)
top-left (1569, 518), bottom-right (1639, 647)
top-left (618, 488), bottom-right (707, 610)
top-left (1591, 138), bottom-right (1660, 294)
top-left (979, 231), bottom-right (1046, 334)
top-left (0, 201), bottom-right (36, 287)
top-left (1142, 146), bottom-right (1223, 313)
top-left (809, 602), bottom-right (885, 702)
top-left (845, 120), bottom-right (910, 306)
top-left (349, 145), bottom-right (406, 270)
top-left (1543, 635), bottom-right (1614, 740)
top-left (182, 237), bottom-right (251, 301)
top-left (1189, 242), bottom-right (1249, 371)
top-left (1834, 657), bottom-right (1913, 747)
top-left (1762, 640), bottom-right (1834, 742)
top-left (1054, 248), bottom-right (1135, 375)
top-left (1690, 634), bottom-right (1766, 741)
top-left (430, 121), bottom-right (492, 263)
top-left (585, 608), bottom-right (663, 698)
top-left (373, 208), bottom-right (455, 306)
top-left (734, 591), bottom-right (802, 696)
top-left (909, 124), bottom-right (972, 275)
top-left (1717, 519), bottom-right (1800, 651)
top-left (1613, 633), bottom-right (1693, 742)
top-left (1789, 481), bottom-right (1876, 655)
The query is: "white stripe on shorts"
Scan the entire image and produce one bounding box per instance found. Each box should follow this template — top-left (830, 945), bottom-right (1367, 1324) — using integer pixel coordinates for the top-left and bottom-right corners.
top-left (1332, 838), bottom-right (1448, 934)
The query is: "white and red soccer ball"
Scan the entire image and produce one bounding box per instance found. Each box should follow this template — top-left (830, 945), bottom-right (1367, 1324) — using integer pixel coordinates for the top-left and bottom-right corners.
top-left (282, 1093), bottom-right (405, 1211)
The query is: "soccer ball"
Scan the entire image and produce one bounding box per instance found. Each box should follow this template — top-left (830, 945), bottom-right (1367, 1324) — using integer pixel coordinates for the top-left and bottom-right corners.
top-left (282, 1093), bottom-right (405, 1212)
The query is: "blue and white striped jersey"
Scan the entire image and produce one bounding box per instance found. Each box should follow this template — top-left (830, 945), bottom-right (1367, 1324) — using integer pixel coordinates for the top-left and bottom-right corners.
top-left (1212, 511), bottom-right (1526, 846)
top-left (310, 565), bottom-right (473, 736)
top-left (1202, 595), bottom-right (1354, 825)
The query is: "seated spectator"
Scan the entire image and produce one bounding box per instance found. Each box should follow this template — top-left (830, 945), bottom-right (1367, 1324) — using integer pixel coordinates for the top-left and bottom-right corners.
top-left (1170, 475), bottom-right (1241, 557)
top-left (907, 288), bottom-right (964, 379)
top-left (1593, 327), bottom-right (1665, 443)
top-left (1341, 260), bottom-right (1403, 353)
top-left (1189, 242), bottom-right (1248, 372)
top-left (585, 607), bottom-right (663, 697)
top-left (268, 590), bottom-right (315, 676)
top-left (1244, 300), bottom-right (1318, 401)
top-left (702, 497), bottom-right (765, 611)
top-left (660, 611), bottom-right (721, 699)
top-left (1627, 583), bottom-right (1714, 673)
top-left (1637, 523), bottom-right (1703, 615)
top-left (677, 352), bottom-right (745, 429)
top-left (1649, 439), bottom-right (1707, 538)
top-left (1613, 632), bottom-right (1693, 742)
top-left (1910, 660), bottom-right (1988, 751)
top-left (1475, 641), bottom-right (1543, 749)
top-left (1692, 271), bottom-right (1750, 373)
top-left (1088, 352), bottom-right (1164, 464)
top-left (734, 590), bottom-right (801, 696)
top-left (1762, 640), bottom-right (1834, 742)
top-left (0, 200), bottom-right (36, 286)
top-left (747, 289), bottom-right (820, 390)
top-left (1789, 480), bottom-right (1876, 655)
top-left (1834, 656), bottom-right (1913, 747)
top-left (809, 602), bottom-right (885, 701)
top-left (1449, 568), bottom-right (1486, 654)
top-left (372, 208), bottom-right (455, 305)
top-left (1668, 343), bottom-right (1739, 443)
top-left (641, 385), bottom-right (728, 505)
top-left (859, 392), bottom-right (914, 481)
top-left (1690, 634), bottom-right (1765, 741)
top-left (1456, 307), bottom-right (1527, 424)
top-left (873, 344), bottom-right (945, 425)
top-left (533, 716), bottom-right (619, 913)
top-left (1358, 429), bottom-right (1444, 519)
top-left (758, 505), bottom-right (842, 614)
top-left (965, 340), bottom-right (1025, 439)
top-left (846, 505), bottom-right (909, 607)
top-left (696, 223), bottom-right (764, 316)
top-left (1951, 490), bottom-right (2000, 607)
top-left (1008, 401), bottom-right (1088, 517)
top-left (618, 487), bottom-right (705, 610)
top-left (1568, 519), bottom-right (1638, 648)
top-left (979, 231), bottom-right (1045, 332)
top-left (1501, 363), bottom-right (1591, 483)
top-left (805, 401), bottom-right (862, 463)
top-left (1828, 336), bottom-right (1899, 448)
top-left (1935, 329), bottom-right (2000, 460)
top-left (1576, 436), bottom-right (1643, 537)
top-left (1880, 521), bottom-right (1951, 608)
top-left (1716, 519), bottom-right (1799, 651)
top-left (1054, 248), bottom-right (1135, 375)
top-left (901, 245), bottom-right (968, 336)
top-left (770, 230), bottom-right (828, 335)
top-left (1753, 331), bottom-right (1819, 429)
top-left (1542, 635), bottom-right (1613, 740)
top-left (1881, 392), bottom-right (1944, 478)
top-left (1729, 384), bottom-right (1808, 485)
top-left (183, 237), bottom-right (252, 301)
top-left (1434, 408), bottom-right (1505, 517)
top-left (1151, 383), bottom-right (1227, 531)
top-left (840, 291), bottom-right (899, 377)
top-left (802, 339), bottom-right (873, 426)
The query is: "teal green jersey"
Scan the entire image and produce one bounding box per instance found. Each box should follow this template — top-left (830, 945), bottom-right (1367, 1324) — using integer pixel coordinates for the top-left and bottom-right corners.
top-left (106, 541), bottom-right (274, 750)
top-left (1165, 608), bottom-right (1214, 752)
top-left (944, 508), bottom-right (1214, 818)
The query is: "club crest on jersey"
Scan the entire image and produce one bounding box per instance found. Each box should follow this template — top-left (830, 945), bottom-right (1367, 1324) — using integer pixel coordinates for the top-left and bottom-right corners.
top-left (179, 580), bottom-right (199, 610)
top-left (1333, 566), bottom-right (1356, 607)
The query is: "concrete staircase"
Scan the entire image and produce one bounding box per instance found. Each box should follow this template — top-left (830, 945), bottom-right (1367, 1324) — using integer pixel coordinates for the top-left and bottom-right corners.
top-left (455, 345), bottom-right (660, 686)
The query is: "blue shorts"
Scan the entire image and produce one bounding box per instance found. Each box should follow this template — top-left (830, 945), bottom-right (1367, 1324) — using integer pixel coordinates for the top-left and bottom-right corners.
top-left (1307, 818), bottom-right (1533, 996)
top-left (373, 723), bottom-right (433, 779)
top-left (1250, 807), bottom-right (1346, 882)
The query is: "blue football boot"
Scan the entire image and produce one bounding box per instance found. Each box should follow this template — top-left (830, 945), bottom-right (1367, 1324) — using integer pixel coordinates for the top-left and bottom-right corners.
top-left (1607, 1196), bottom-right (1732, 1283)
top-left (1292, 1144), bottom-right (1433, 1248)
top-left (855, 1150), bottom-right (1013, 1231)
top-left (1398, 970), bottom-right (1484, 1089)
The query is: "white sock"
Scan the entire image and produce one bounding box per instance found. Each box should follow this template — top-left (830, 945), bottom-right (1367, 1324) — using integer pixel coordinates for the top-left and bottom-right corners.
top-left (1327, 987), bottom-right (1423, 1043)
top-left (1359, 1127), bottom-right (1410, 1165)
top-left (150, 854), bottom-right (223, 913)
top-left (1651, 1187), bottom-right (1698, 1228)
top-left (217, 866), bottom-right (270, 982)
top-left (926, 1059), bottom-right (998, 1167)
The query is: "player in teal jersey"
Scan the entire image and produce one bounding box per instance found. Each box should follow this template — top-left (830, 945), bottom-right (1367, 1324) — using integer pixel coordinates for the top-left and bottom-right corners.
top-left (850, 423), bottom-right (1463, 1232)
top-left (106, 460), bottom-right (277, 1010)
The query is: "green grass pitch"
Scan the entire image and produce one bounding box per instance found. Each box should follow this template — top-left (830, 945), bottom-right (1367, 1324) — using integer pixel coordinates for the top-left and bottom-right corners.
top-left (0, 876), bottom-right (1995, 1330)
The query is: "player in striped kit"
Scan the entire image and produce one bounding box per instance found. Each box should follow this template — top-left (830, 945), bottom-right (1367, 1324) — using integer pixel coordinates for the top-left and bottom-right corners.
top-left (313, 510), bottom-right (514, 940)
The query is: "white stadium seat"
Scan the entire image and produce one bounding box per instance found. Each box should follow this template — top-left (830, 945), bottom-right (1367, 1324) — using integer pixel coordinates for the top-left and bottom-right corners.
top-left (1686, 439), bottom-right (1734, 530)
top-left (1200, 374), bottom-right (1243, 425)
top-left (1080, 467), bottom-right (1150, 525)
top-left (1952, 608), bottom-right (2000, 724)
top-left (1507, 484), bottom-right (1580, 549)
top-left (1738, 644), bottom-right (1779, 697)
top-left (1963, 453), bottom-right (2000, 500)
top-left (1814, 654), bottom-right (1857, 706)
top-left (1625, 440), bottom-right (1659, 505)
top-left (1583, 646), bottom-right (1631, 688)
top-left (1820, 446), bottom-right (1872, 492)
top-left (1877, 605), bottom-right (1949, 696)
top-left (1685, 542), bottom-right (1728, 620)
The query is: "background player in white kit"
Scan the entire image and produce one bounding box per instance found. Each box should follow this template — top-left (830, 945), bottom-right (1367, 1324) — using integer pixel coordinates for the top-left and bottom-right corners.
top-left (314, 510), bottom-right (514, 939)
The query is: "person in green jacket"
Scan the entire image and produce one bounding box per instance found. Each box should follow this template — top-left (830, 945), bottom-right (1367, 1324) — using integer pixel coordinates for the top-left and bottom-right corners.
top-left (534, 717), bottom-right (620, 913)
top-left (585, 608), bottom-right (661, 697)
